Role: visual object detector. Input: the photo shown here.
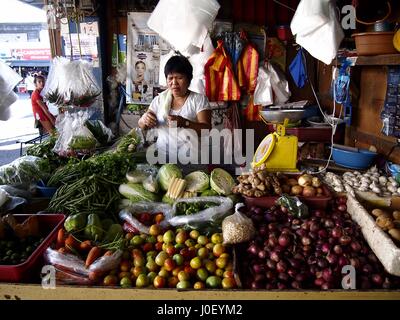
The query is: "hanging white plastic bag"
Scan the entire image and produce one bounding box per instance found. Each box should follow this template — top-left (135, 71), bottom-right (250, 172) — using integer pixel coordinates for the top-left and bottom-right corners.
top-left (290, 0), bottom-right (344, 65)
top-left (147, 0), bottom-right (220, 52)
top-left (187, 36), bottom-right (215, 94)
top-left (0, 60), bottom-right (22, 120)
top-left (265, 62), bottom-right (291, 104)
top-left (253, 65), bottom-right (274, 106)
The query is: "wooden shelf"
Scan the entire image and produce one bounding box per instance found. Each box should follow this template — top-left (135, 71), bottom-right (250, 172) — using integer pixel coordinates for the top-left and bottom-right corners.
top-left (356, 54), bottom-right (400, 66)
top-left (1, 283), bottom-right (400, 300)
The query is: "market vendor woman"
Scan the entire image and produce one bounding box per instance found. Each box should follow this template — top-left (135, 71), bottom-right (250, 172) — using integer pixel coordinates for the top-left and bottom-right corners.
top-left (138, 55), bottom-right (211, 161)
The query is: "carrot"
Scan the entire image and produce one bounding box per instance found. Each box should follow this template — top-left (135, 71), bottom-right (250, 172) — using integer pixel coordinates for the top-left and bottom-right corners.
top-left (56, 229), bottom-right (66, 248)
top-left (103, 250), bottom-right (114, 257)
top-left (88, 270), bottom-right (104, 282)
top-left (80, 240), bottom-right (93, 252)
top-left (65, 234), bottom-right (80, 250)
top-left (58, 247), bottom-right (68, 254)
top-left (85, 246), bottom-right (102, 267)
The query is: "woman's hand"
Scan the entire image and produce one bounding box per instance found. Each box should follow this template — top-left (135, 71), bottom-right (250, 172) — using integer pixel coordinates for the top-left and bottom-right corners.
top-left (141, 111), bottom-right (158, 129)
top-left (167, 115), bottom-right (187, 128)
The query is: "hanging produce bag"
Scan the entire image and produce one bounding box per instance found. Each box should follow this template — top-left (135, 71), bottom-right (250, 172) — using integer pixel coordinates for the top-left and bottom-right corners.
top-left (205, 40), bottom-right (241, 102)
top-left (53, 111), bottom-right (97, 157)
top-left (237, 35), bottom-right (259, 94)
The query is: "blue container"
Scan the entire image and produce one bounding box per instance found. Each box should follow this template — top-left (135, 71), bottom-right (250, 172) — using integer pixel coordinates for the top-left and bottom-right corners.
top-left (36, 180), bottom-right (57, 198)
top-left (332, 147), bottom-right (377, 170)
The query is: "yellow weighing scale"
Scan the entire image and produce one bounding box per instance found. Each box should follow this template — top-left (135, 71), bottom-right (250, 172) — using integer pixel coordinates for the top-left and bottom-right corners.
top-left (252, 119), bottom-right (299, 172)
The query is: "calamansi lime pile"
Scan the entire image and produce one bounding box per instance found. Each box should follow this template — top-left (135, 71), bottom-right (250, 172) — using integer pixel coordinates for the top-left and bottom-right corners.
top-left (102, 227), bottom-right (237, 289)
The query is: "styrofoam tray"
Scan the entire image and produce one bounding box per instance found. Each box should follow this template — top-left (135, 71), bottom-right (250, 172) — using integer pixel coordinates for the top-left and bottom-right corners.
top-left (347, 195), bottom-right (400, 276)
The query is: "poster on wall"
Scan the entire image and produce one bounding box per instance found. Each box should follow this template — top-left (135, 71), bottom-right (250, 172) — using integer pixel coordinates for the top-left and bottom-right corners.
top-left (126, 12), bottom-right (170, 105)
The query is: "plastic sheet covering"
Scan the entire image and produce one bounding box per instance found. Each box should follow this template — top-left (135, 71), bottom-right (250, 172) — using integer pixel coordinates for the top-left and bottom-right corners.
top-left (168, 196), bottom-right (233, 226)
top-left (147, 0), bottom-right (220, 52)
top-left (0, 60), bottom-right (22, 120)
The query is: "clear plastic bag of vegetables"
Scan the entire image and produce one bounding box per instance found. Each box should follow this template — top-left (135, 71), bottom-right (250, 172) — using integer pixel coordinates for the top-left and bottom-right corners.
top-left (118, 203), bottom-right (173, 234)
top-left (42, 57), bottom-right (101, 108)
top-left (44, 247), bottom-right (122, 285)
top-left (0, 156), bottom-right (43, 187)
top-left (52, 112), bottom-right (74, 157)
top-left (67, 111), bottom-right (98, 156)
top-left (168, 196), bottom-right (233, 227)
top-left (222, 203), bottom-right (256, 244)
top-left (85, 119), bottom-right (114, 146)
top-left (276, 194), bottom-right (309, 219)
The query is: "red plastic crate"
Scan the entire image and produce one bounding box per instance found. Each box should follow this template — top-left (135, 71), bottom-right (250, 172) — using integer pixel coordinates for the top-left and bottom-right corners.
top-left (243, 185), bottom-right (333, 210)
top-left (0, 213), bottom-right (65, 283)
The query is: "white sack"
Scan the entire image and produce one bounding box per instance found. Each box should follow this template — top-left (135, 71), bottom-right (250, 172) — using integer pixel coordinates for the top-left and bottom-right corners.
top-left (290, 0), bottom-right (344, 65)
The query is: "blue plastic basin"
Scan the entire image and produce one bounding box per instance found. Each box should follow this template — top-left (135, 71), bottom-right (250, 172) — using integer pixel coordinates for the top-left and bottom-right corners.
top-left (36, 180), bottom-right (57, 198)
top-left (332, 147), bottom-right (377, 170)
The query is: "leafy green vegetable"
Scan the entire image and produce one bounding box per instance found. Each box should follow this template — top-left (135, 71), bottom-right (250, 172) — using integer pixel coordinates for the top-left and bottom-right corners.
top-left (47, 151), bottom-right (136, 187)
top-left (85, 120), bottom-right (113, 146)
top-left (116, 129), bottom-right (140, 153)
top-left (119, 183), bottom-right (159, 203)
top-left (175, 201), bottom-right (217, 216)
top-left (69, 135), bottom-right (97, 150)
top-left (200, 189), bottom-right (219, 197)
top-left (158, 164), bottom-right (182, 191)
top-left (184, 171), bottom-right (210, 192)
top-left (210, 168), bottom-right (235, 195)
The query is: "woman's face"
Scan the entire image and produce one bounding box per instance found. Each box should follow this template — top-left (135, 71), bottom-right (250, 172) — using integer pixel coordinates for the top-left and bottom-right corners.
top-left (167, 72), bottom-right (189, 97)
top-left (35, 79), bottom-right (45, 90)
top-left (136, 62), bottom-right (146, 76)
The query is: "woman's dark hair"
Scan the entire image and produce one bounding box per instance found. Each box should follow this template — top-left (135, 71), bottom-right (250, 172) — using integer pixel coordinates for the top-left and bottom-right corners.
top-left (164, 55), bottom-right (193, 83)
top-left (135, 60), bottom-right (146, 68)
top-left (33, 75), bottom-right (45, 84)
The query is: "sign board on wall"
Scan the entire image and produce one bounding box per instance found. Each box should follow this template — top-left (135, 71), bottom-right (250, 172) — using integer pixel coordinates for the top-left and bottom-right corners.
top-left (12, 48), bottom-right (51, 60)
top-left (126, 12), bottom-right (170, 105)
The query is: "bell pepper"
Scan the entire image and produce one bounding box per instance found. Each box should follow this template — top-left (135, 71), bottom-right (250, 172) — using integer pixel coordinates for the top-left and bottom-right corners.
top-left (84, 213), bottom-right (104, 241)
top-left (103, 224), bottom-right (123, 243)
top-left (64, 213), bottom-right (87, 233)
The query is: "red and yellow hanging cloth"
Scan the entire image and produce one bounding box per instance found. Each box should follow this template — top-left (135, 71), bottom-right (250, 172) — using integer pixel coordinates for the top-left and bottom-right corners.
top-left (243, 95), bottom-right (262, 121)
top-left (204, 40), bottom-right (241, 102)
top-left (237, 32), bottom-right (259, 94)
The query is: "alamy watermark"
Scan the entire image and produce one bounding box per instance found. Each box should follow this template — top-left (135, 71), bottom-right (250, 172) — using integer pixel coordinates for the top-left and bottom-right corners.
top-left (145, 128), bottom-right (256, 175)
top-left (341, 5), bottom-right (356, 30)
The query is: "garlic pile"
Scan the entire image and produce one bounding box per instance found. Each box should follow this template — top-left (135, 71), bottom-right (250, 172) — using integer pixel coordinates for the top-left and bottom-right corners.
top-left (323, 166), bottom-right (400, 197)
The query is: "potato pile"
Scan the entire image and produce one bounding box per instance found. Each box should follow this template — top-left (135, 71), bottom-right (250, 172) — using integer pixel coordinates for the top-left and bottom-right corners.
top-left (371, 208), bottom-right (400, 243)
top-left (232, 165), bottom-right (282, 198)
top-left (280, 174), bottom-right (325, 198)
top-left (232, 168), bottom-right (325, 199)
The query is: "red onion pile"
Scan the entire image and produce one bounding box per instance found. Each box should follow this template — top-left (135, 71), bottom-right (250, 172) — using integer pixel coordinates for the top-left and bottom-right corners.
top-left (239, 196), bottom-right (400, 290)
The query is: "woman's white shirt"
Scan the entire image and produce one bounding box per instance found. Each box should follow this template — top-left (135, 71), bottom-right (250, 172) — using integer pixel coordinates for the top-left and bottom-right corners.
top-left (148, 91), bottom-right (209, 125)
top-left (147, 91), bottom-right (210, 160)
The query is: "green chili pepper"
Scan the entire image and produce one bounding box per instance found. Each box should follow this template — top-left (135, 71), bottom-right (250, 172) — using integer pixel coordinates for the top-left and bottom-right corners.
top-left (84, 213), bottom-right (104, 241)
top-left (64, 213), bottom-right (87, 233)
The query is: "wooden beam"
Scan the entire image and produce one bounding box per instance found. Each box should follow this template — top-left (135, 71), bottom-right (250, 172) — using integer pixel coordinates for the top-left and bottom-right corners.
top-left (1, 283), bottom-right (400, 300)
top-left (356, 54), bottom-right (400, 66)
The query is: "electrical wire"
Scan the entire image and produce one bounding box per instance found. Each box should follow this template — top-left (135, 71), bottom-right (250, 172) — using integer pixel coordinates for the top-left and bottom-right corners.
top-left (273, 0), bottom-right (296, 12)
top-left (300, 49), bottom-right (342, 174)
